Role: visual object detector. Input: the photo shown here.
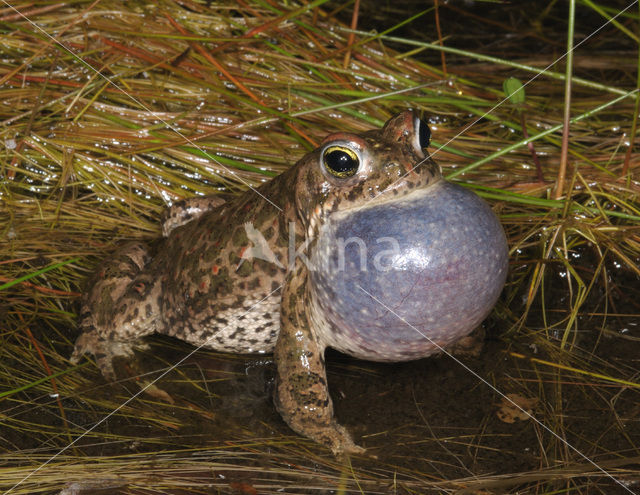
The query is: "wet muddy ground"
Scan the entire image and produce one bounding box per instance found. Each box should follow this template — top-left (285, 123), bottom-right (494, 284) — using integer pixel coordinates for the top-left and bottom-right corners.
top-left (4, 290), bottom-right (639, 494)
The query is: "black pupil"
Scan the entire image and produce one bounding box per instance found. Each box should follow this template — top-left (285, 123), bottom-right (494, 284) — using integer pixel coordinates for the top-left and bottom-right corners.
top-left (418, 119), bottom-right (431, 148)
top-left (326, 150), bottom-right (357, 175)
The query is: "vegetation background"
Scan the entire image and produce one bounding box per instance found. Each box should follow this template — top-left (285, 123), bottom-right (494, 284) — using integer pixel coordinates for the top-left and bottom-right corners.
top-left (1, 0), bottom-right (639, 493)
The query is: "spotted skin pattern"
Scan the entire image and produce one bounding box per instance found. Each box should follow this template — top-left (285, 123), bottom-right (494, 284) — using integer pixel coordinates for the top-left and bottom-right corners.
top-left (72, 111), bottom-right (508, 455)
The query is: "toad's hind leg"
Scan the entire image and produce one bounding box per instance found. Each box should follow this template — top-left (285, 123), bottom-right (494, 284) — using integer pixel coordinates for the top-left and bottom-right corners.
top-left (161, 195), bottom-right (226, 237)
top-left (71, 242), bottom-right (163, 380)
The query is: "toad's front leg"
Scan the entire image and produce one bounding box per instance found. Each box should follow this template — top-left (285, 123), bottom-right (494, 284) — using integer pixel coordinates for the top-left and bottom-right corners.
top-left (273, 259), bottom-right (364, 456)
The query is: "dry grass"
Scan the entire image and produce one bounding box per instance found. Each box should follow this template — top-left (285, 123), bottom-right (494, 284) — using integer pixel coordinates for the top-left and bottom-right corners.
top-left (1, 0), bottom-right (640, 494)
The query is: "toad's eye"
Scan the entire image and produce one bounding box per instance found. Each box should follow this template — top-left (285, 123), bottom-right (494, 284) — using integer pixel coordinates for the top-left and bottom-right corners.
top-left (416, 117), bottom-right (431, 149)
top-left (322, 146), bottom-right (360, 178)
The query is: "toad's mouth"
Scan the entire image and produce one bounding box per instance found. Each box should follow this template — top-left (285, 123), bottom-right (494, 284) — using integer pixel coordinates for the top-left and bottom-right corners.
top-left (357, 151), bottom-right (442, 207)
top-left (330, 174), bottom-right (443, 216)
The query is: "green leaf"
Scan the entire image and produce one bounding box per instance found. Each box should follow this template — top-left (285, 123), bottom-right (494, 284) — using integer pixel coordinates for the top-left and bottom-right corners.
top-left (0, 258), bottom-right (80, 291)
top-left (503, 77), bottom-right (525, 105)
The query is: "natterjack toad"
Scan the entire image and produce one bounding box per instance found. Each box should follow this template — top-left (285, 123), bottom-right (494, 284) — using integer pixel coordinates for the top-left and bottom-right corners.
top-left (72, 111), bottom-right (508, 454)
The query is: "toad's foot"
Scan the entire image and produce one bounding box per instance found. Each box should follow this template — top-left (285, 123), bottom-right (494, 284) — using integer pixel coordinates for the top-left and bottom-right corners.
top-left (445, 326), bottom-right (485, 358)
top-left (276, 412), bottom-right (365, 456)
top-left (331, 426), bottom-right (366, 457)
top-left (71, 331), bottom-right (148, 381)
top-left (274, 368), bottom-right (365, 455)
